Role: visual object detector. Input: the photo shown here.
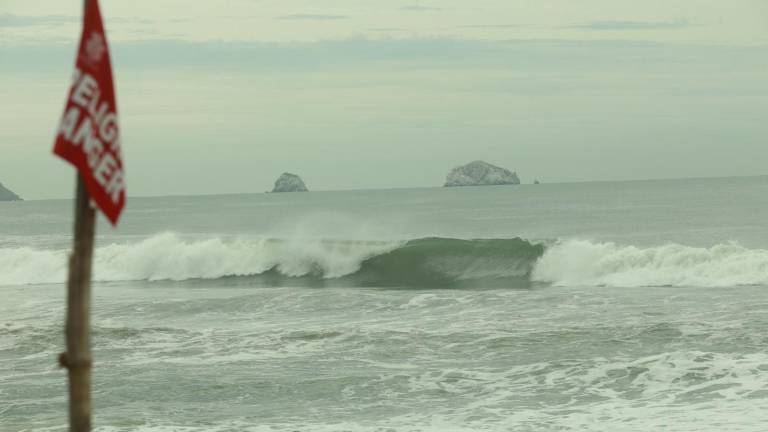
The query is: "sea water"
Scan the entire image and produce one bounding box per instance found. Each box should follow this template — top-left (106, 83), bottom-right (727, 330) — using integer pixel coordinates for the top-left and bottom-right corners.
top-left (2, 176), bottom-right (768, 431)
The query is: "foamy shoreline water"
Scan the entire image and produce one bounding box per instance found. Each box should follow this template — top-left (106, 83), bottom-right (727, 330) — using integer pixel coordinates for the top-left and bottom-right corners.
top-left (4, 283), bottom-right (768, 432)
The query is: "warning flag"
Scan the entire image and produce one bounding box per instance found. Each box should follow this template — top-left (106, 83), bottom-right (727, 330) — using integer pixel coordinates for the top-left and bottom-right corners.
top-left (54, 0), bottom-right (125, 225)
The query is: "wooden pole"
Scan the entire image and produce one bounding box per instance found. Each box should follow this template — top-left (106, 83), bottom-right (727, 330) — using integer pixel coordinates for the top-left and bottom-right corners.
top-left (60, 174), bottom-right (96, 432)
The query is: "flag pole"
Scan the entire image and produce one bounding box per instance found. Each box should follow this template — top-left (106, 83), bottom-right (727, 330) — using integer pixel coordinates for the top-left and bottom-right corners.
top-left (60, 173), bottom-right (96, 432)
top-left (54, 0), bottom-right (123, 424)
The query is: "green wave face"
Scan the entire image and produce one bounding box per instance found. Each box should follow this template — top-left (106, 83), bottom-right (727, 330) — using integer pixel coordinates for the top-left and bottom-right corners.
top-left (0, 234), bottom-right (548, 289)
top-left (341, 237), bottom-right (546, 288)
top-left (189, 237), bottom-right (548, 289)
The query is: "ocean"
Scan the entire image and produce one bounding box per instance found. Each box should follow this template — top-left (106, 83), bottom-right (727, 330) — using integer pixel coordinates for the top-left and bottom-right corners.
top-left (2, 176), bottom-right (768, 431)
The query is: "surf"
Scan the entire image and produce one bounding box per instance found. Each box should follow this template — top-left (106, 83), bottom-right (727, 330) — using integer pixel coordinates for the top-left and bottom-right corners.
top-left (1, 232), bottom-right (767, 288)
top-left (534, 239), bottom-right (768, 288)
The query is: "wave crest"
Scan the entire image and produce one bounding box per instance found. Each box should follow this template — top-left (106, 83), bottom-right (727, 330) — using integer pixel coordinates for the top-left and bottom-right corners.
top-left (2, 233), bottom-right (767, 288)
top-left (0, 233), bottom-right (542, 287)
top-left (533, 239), bottom-right (768, 287)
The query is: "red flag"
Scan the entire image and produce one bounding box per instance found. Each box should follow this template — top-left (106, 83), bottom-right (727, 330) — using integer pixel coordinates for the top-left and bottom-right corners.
top-left (54, 0), bottom-right (125, 225)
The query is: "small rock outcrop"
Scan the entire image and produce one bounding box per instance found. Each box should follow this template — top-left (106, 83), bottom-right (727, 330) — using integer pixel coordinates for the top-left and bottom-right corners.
top-left (444, 161), bottom-right (520, 187)
top-left (271, 172), bottom-right (308, 193)
top-left (0, 181), bottom-right (21, 201)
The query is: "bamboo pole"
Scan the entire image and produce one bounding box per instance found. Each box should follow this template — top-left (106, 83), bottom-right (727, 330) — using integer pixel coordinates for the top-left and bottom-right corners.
top-left (60, 174), bottom-right (96, 432)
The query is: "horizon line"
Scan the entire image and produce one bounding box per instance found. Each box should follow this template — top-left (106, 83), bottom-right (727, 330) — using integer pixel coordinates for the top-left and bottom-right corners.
top-left (8, 173), bottom-right (768, 202)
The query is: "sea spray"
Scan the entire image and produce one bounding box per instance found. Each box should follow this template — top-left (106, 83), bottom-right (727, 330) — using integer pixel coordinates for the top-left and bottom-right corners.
top-left (3, 232), bottom-right (768, 288)
top-left (0, 233), bottom-right (541, 287)
top-left (533, 239), bottom-right (768, 287)
top-left (0, 232), bottom-right (401, 286)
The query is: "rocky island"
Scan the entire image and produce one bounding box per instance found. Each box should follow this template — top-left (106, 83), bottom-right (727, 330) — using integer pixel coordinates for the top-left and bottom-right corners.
top-left (444, 160), bottom-right (520, 187)
top-left (0, 181), bottom-right (21, 201)
top-left (271, 172), bottom-right (308, 193)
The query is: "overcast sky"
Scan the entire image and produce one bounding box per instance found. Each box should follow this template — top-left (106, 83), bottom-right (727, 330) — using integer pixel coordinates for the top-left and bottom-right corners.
top-left (2, 0), bottom-right (767, 199)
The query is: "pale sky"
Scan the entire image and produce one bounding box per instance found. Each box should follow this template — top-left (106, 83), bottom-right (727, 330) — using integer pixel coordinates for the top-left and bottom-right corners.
top-left (2, 0), bottom-right (767, 199)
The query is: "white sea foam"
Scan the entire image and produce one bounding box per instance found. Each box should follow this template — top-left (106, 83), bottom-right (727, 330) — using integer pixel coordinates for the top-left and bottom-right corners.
top-left (0, 232), bottom-right (399, 286)
top-left (3, 233), bottom-right (768, 288)
top-left (532, 239), bottom-right (768, 288)
top-left (93, 350), bottom-right (768, 431)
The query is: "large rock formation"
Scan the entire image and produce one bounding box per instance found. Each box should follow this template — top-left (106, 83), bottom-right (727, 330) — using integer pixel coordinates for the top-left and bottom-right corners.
top-left (444, 161), bottom-right (520, 187)
top-left (0, 181), bottom-right (21, 201)
top-left (271, 172), bottom-right (308, 193)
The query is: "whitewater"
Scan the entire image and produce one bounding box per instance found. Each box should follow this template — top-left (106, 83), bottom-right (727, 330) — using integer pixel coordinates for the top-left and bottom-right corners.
top-left (3, 177), bottom-right (768, 431)
top-left (3, 233), bottom-right (768, 288)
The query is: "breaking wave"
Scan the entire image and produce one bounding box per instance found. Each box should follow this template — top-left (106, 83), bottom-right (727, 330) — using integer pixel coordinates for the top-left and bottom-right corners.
top-left (1, 232), bottom-right (767, 288)
top-left (532, 239), bottom-right (768, 288)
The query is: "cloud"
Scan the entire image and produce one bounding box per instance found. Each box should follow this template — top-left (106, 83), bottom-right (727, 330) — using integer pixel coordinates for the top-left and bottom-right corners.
top-left (575, 20), bottom-right (689, 31)
top-left (3, 32), bottom-right (766, 96)
top-left (110, 17), bottom-right (155, 25)
top-left (369, 28), bottom-right (405, 32)
top-left (399, 6), bottom-right (442, 12)
top-left (460, 24), bottom-right (520, 29)
top-left (0, 14), bottom-right (155, 28)
top-left (6, 38), bottom-right (764, 78)
top-left (0, 14), bottom-right (77, 27)
top-left (275, 14), bottom-right (348, 21)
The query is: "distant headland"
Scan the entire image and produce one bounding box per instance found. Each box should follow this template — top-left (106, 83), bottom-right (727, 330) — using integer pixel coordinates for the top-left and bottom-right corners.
top-left (0, 181), bottom-right (21, 201)
top-left (444, 161), bottom-right (520, 187)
